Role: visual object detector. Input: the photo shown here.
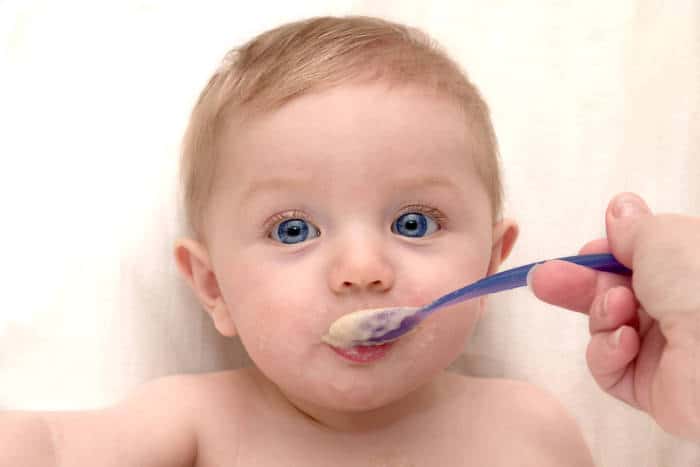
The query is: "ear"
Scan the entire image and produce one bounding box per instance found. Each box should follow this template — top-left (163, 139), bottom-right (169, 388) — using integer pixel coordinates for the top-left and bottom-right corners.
top-left (487, 218), bottom-right (519, 276)
top-left (173, 237), bottom-right (237, 337)
top-left (479, 219), bottom-right (519, 314)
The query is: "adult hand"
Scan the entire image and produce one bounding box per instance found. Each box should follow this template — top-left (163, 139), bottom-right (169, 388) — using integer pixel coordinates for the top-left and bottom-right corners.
top-left (529, 192), bottom-right (700, 441)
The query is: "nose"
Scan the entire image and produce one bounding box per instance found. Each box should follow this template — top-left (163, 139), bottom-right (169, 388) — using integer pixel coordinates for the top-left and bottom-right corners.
top-left (328, 237), bottom-right (395, 294)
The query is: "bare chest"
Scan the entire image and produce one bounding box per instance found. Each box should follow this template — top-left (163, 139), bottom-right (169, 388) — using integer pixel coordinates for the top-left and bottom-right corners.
top-left (195, 422), bottom-right (529, 467)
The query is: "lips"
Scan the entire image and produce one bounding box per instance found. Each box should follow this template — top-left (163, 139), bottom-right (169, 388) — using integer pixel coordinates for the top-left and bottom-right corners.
top-left (329, 342), bottom-right (394, 363)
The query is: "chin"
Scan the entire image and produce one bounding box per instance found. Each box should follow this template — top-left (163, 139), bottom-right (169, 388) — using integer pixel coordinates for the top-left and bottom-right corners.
top-left (318, 366), bottom-right (433, 412)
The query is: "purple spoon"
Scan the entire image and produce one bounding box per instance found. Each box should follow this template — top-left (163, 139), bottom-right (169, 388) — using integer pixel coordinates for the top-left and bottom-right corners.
top-left (322, 253), bottom-right (631, 348)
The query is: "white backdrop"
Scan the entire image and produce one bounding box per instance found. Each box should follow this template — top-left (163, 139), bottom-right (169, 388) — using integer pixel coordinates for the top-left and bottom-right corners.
top-left (1, 1), bottom-right (698, 466)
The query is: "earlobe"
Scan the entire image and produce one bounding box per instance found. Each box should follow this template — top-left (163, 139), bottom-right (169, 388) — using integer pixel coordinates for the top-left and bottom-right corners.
top-left (210, 301), bottom-right (238, 337)
top-left (173, 237), bottom-right (237, 337)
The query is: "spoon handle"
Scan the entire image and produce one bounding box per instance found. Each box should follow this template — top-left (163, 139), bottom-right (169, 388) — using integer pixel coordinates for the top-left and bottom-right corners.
top-left (420, 253), bottom-right (632, 315)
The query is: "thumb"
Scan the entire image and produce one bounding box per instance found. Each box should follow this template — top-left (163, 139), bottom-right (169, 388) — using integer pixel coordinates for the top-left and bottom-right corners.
top-left (605, 192), bottom-right (653, 268)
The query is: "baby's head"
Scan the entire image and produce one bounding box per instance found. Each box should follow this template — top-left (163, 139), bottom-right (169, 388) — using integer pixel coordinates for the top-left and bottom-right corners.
top-left (174, 16), bottom-right (517, 413)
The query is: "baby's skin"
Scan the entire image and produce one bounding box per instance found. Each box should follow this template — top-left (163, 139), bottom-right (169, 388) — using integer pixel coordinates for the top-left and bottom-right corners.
top-left (17, 367), bottom-right (592, 467)
top-left (2, 83), bottom-right (595, 466)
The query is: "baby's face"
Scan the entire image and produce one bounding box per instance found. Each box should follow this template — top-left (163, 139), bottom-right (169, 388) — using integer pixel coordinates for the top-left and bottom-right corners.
top-left (203, 83), bottom-right (506, 411)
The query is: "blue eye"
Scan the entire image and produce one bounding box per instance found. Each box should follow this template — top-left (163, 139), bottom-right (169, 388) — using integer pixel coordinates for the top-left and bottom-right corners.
top-left (392, 212), bottom-right (439, 238)
top-left (271, 218), bottom-right (320, 244)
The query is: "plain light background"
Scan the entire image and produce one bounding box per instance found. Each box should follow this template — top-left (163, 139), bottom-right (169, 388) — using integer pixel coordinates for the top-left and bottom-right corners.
top-left (1, 1), bottom-right (698, 466)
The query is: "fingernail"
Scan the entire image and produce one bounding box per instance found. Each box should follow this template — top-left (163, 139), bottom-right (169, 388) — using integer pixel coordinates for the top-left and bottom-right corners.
top-left (609, 327), bottom-right (624, 348)
top-left (612, 194), bottom-right (645, 218)
top-left (526, 263), bottom-right (540, 293)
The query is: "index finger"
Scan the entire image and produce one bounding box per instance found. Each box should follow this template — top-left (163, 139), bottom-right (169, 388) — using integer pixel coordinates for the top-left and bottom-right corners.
top-left (529, 259), bottom-right (631, 314)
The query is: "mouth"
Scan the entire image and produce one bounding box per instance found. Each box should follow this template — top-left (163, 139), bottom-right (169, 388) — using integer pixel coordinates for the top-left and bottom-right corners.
top-left (328, 342), bottom-right (394, 364)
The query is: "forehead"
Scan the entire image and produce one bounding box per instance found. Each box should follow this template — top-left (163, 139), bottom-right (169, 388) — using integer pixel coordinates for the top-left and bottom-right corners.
top-left (214, 83), bottom-right (481, 197)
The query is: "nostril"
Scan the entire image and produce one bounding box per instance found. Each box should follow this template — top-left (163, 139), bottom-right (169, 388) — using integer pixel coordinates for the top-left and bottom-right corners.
top-left (338, 279), bottom-right (388, 290)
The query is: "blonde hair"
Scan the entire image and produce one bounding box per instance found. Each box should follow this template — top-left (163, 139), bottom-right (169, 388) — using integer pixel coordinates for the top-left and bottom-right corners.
top-left (179, 16), bottom-right (503, 241)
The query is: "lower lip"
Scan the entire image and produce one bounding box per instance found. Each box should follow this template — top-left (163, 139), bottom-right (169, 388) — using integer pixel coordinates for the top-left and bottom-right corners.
top-left (329, 342), bottom-right (394, 364)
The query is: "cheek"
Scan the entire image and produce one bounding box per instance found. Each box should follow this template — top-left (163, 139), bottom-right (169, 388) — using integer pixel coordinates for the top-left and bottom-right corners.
top-left (410, 249), bottom-right (490, 304)
top-left (410, 300), bottom-right (482, 357)
top-left (235, 296), bottom-right (309, 354)
top-left (398, 247), bottom-right (490, 359)
top-left (224, 262), bottom-right (323, 360)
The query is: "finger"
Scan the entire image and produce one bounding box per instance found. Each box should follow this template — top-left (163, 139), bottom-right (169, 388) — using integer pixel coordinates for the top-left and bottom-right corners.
top-left (588, 286), bottom-right (639, 335)
top-left (579, 238), bottom-right (610, 255)
top-left (605, 192), bottom-right (653, 268)
top-left (529, 260), bottom-right (630, 313)
top-left (588, 286), bottom-right (656, 340)
top-left (586, 325), bottom-right (641, 409)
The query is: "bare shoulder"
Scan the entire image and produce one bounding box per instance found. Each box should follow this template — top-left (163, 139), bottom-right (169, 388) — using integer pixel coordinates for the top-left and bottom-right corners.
top-left (41, 372), bottom-right (205, 467)
top-left (443, 373), bottom-right (595, 467)
top-left (127, 368), bottom-right (258, 425)
top-left (43, 369), bottom-right (255, 467)
top-left (171, 368), bottom-right (262, 415)
top-left (127, 369), bottom-right (257, 465)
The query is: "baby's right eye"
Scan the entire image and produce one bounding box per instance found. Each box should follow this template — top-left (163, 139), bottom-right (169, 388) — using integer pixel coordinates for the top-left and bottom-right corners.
top-left (270, 218), bottom-right (321, 244)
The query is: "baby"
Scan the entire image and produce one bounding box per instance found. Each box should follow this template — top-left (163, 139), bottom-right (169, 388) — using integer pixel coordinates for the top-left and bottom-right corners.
top-left (2, 16), bottom-right (596, 466)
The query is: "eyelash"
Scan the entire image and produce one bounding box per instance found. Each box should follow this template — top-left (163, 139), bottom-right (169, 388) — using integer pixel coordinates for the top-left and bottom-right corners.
top-left (263, 210), bottom-right (314, 237)
top-left (397, 203), bottom-right (449, 230)
top-left (262, 204), bottom-right (448, 238)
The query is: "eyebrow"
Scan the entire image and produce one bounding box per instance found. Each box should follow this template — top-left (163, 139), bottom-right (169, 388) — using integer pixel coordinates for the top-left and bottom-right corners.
top-left (390, 175), bottom-right (464, 194)
top-left (240, 177), bottom-right (312, 203)
top-left (240, 174), bottom-right (464, 203)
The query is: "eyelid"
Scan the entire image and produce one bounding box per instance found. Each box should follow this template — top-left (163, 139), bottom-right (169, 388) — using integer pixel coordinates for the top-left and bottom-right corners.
top-left (261, 205), bottom-right (447, 237)
top-left (397, 203), bottom-right (449, 228)
top-left (262, 209), bottom-right (317, 237)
